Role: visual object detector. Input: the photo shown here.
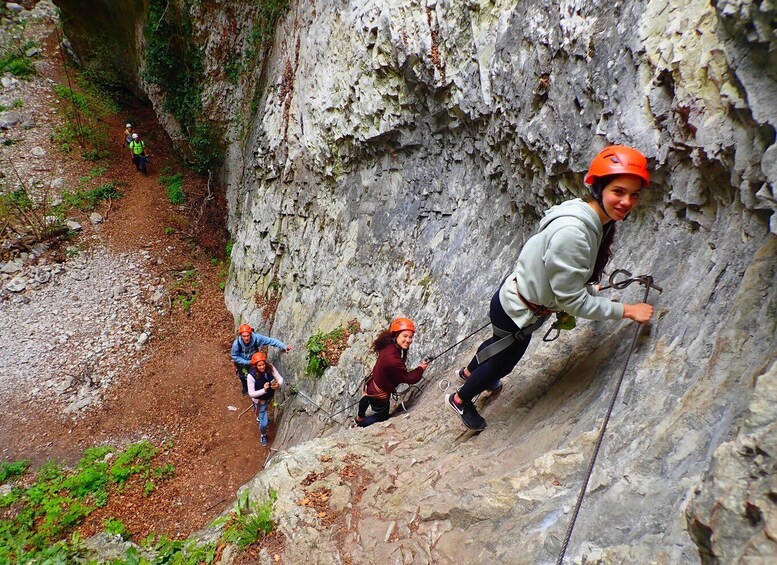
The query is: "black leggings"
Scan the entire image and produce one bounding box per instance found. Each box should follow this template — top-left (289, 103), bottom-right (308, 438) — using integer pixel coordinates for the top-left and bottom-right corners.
top-left (457, 289), bottom-right (532, 402)
top-left (357, 396), bottom-right (390, 427)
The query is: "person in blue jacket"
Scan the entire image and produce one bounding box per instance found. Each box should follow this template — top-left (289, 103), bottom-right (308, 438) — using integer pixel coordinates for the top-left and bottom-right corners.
top-left (231, 323), bottom-right (291, 395)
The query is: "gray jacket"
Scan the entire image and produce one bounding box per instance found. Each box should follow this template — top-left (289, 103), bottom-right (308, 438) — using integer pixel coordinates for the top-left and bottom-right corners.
top-left (499, 198), bottom-right (624, 329)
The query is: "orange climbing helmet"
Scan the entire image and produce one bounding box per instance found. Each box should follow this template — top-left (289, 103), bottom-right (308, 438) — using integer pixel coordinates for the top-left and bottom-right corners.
top-left (250, 351), bottom-right (267, 365)
top-left (389, 317), bottom-right (416, 334)
top-left (584, 145), bottom-right (649, 187)
top-left (238, 323), bottom-right (253, 336)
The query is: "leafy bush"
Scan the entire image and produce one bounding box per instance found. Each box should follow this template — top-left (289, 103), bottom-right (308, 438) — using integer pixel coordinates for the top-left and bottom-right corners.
top-left (304, 320), bottom-right (361, 378)
top-left (0, 460), bottom-right (29, 484)
top-left (305, 331), bottom-right (334, 378)
top-left (0, 53), bottom-right (35, 79)
top-left (217, 490), bottom-right (277, 550)
top-left (250, 0), bottom-right (289, 51)
top-left (160, 170), bottom-right (185, 205)
top-left (104, 517), bottom-right (130, 540)
top-left (51, 78), bottom-right (116, 158)
top-left (62, 181), bottom-right (121, 211)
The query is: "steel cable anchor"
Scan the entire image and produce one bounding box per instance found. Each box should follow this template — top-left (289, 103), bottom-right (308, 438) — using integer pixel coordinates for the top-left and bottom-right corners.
top-left (543, 269), bottom-right (663, 342)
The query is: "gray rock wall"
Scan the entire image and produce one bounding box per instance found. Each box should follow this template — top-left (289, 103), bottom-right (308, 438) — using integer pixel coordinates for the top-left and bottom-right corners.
top-left (219, 0), bottom-right (776, 562)
top-left (57, 0), bottom-right (777, 562)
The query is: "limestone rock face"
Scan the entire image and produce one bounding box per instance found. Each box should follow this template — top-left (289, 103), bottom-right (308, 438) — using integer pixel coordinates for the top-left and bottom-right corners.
top-left (57, 0), bottom-right (776, 563)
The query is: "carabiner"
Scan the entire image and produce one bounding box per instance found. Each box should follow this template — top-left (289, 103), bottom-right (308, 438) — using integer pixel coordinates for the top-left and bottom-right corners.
top-left (543, 326), bottom-right (560, 342)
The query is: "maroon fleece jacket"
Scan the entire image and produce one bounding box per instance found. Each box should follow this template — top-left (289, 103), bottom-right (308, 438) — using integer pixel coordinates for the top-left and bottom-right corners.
top-left (366, 344), bottom-right (425, 396)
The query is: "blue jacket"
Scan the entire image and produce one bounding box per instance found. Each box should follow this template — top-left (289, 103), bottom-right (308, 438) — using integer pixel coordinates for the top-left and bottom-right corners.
top-left (231, 332), bottom-right (287, 366)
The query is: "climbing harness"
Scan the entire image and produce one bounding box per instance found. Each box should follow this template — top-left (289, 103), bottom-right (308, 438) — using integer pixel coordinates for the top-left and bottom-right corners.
top-left (555, 271), bottom-right (662, 565)
top-left (474, 315), bottom-right (550, 365)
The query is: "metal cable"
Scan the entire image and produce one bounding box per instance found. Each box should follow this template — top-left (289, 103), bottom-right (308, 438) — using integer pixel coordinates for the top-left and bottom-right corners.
top-left (555, 277), bottom-right (659, 564)
top-left (426, 321), bottom-right (491, 362)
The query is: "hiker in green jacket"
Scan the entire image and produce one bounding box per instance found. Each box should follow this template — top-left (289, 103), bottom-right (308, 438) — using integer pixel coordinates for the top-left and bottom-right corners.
top-left (128, 132), bottom-right (149, 175)
top-left (447, 145), bottom-right (655, 432)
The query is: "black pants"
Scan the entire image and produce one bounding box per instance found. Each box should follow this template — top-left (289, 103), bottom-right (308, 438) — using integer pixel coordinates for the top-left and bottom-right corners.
top-left (132, 153), bottom-right (147, 174)
top-left (458, 288), bottom-right (532, 402)
top-left (356, 396), bottom-right (389, 427)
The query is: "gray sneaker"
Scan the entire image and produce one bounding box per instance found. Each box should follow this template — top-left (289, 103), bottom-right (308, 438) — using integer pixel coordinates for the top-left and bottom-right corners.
top-left (445, 393), bottom-right (486, 431)
top-left (261, 435), bottom-right (268, 446)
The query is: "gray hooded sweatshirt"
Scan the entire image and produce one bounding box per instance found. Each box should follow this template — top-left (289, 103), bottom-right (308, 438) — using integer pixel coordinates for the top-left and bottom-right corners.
top-left (499, 198), bottom-right (625, 329)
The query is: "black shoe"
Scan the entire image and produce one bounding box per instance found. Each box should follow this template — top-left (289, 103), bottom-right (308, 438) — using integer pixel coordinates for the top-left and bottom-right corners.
top-left (446, 393), bottom-right (486, 431)
top-left (260, 435), bottom-right (268, 446)
top-left (457, 367), bottom-right (502, 393)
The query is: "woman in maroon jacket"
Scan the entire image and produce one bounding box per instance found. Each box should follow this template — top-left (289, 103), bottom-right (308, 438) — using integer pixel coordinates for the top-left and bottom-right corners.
top-left (355, 317), bottom-right (429, 427)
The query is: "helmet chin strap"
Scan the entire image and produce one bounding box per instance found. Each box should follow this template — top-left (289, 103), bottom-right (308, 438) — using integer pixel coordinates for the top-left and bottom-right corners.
top-left (591, 189), bottom-right (618, 223)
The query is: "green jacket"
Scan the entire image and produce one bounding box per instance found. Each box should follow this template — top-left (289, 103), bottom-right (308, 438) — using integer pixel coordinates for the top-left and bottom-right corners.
top-left (129, 140), bottom-right (145, 155)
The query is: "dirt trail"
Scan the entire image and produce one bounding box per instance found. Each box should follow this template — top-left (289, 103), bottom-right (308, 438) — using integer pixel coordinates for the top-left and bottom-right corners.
top-left (0, 32), bottom-right (273, 539)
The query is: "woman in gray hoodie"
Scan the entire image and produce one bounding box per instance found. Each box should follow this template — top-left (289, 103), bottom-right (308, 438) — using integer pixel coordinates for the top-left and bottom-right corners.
top-left (447, 146), bottom-right (655, 432)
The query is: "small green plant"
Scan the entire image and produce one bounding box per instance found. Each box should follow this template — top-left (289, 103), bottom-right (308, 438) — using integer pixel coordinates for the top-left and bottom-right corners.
top-left (160, 169), bottom-right (185, 205)
top-left (175, 293), bottom-right (197, 312)
top-left (129, 535), bottom-right (217, 564)
top-left (12, 98), bottom-right (24, 108)
top-left (83, 148), bottom-right (109, 162)
top-left (0, 52), bottom-right (35, 79)
top-left (304, 320), bottom-right (361, 378)
top-left (224, 58), bottom-right (244, 83)
top-left (0, 460), bottom-right (30, 484)
top-left (79, 165), bottom-right (108, 184)
top-left (171, 267), bottom-right (199, 313)
top-left (104, 517), bottom-right (130, 540)
top-left (109, 440), bottom-right (157, 487)
top-left (164, 226), bottom-right (175, 235)
top-left (62, 181), bottom-right (121, 211)
top-left (216, 490), bottom-right (277, 550)
top-left (152, 463), bottom-right (175, 480)
top-left (143, 480), bottom-right (156, 496)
